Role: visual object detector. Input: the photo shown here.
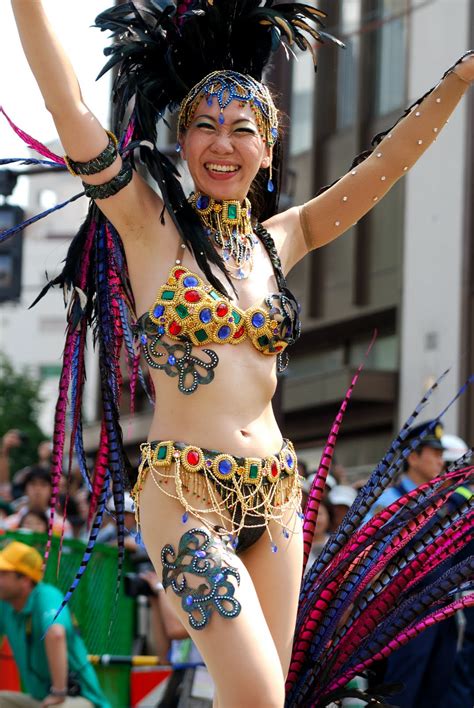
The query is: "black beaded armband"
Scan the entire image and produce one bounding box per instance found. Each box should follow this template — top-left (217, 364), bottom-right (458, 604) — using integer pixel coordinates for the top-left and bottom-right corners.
top-left (82, 161), bottom-right (133, 200)
top-left (65, 131), bottom-right (118, 176)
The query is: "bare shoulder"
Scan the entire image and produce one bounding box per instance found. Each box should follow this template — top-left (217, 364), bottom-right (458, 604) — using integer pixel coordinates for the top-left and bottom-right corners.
top-left (261, 205), bottom-right (307, 274)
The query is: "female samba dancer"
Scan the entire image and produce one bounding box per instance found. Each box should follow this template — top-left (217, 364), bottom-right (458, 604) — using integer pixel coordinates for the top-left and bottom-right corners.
top-left (9, 1), bottom-right (474, 706)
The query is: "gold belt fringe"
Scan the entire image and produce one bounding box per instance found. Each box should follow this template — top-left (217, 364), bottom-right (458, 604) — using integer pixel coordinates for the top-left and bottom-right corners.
top-left (131, 439), bottom-right (302, 545)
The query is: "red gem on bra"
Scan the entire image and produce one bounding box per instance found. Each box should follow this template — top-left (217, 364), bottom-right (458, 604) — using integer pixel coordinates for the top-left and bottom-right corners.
top-left (216, 303), bottom-right (229, 318)
top-left (233, 325), bottom-right (245, 339)
top-left (185, 290), bottom-right (202, 303)
top-left (169, 321), bottom-right (182, 336)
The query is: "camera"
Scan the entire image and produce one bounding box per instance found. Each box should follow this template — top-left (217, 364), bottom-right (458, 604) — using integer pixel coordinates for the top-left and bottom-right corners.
top-left (124, 573), bottom-right (155, 598)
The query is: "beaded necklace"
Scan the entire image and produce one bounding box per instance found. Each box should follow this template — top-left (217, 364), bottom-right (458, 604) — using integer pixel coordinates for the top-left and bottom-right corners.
top-left (188, 192), bottom-right (258, 279)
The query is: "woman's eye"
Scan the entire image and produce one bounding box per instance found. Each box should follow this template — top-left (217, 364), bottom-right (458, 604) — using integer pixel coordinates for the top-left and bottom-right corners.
top-left (196, 122), bottom-right (215, 130)
top-left (235, 127), bottom-right (256, 134)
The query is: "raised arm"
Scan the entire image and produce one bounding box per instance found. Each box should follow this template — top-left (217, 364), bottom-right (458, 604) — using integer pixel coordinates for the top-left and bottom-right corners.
top-left (268, 53), bottom-right (473, 272)
top-left (10, 0), bottom-right (159, 236)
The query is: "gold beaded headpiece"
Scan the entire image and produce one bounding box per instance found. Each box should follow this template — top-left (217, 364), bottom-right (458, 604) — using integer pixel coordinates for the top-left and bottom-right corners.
top-left (178, 70), bottom-right (279, 147)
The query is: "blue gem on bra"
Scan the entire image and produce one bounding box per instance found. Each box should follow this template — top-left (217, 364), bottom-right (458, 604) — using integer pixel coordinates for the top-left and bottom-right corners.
top-left (200, 308), bottom-right (212, 324)
top-left (183, 276), bottom-right (199, 288)
top-left (251, 312), bottom-right (265, 328)
top-left (218, 326), bottom-right (231, 340)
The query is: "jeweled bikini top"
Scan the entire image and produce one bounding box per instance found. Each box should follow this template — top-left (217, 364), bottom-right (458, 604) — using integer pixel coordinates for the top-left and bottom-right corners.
top-left (134, 224), bottom-right (301, 394)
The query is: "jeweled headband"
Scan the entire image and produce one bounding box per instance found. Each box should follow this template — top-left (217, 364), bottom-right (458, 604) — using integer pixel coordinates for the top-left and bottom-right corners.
top-left (178, 70), bottom-right (279, 147)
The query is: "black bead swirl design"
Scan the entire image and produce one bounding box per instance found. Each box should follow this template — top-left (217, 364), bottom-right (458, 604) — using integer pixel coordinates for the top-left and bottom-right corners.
top-left (161, 528), bottom-right (241, 629)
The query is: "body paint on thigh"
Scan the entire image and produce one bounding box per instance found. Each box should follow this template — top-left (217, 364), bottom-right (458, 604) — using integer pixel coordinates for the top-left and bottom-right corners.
top-left (161, 528), bottom-right (241, 629)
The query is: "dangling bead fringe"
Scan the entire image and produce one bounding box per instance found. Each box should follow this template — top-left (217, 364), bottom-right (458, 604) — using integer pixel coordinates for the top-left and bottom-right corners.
top-left (131, 442), bottom-right (302, 548)
top-left (267, 161), bottom-right (275, 192)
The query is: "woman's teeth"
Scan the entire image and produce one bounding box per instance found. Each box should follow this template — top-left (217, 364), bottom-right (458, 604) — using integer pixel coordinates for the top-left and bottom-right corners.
top-left (205, 164), bottom-right (240, 173)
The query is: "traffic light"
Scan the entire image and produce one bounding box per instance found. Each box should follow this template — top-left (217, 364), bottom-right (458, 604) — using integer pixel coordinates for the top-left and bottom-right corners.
top-left (0, 170), bottom-right (24, 303)
top-left (0, 203), bottom-right (24, 303)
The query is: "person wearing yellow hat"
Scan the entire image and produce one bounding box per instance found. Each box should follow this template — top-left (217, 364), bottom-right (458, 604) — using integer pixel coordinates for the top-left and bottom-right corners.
top-left (0, 541), bottom-right (110, 708)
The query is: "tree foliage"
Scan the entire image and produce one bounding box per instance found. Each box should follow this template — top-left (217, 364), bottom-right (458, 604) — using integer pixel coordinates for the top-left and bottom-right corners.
top-left (0, 354), bottom-right (46, 474)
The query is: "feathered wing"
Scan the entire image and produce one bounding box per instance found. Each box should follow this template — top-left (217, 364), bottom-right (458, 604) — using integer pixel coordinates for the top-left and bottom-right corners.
top-left (288, 373), bottom-right (474, 706)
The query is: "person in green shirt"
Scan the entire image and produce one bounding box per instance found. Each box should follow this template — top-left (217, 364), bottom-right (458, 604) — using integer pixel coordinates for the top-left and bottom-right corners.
top-left (0, 541), bottom-right (111, 708)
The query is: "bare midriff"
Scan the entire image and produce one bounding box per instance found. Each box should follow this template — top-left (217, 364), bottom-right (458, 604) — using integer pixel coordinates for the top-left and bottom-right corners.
top-left (147, 335), bottom-right (283, 458)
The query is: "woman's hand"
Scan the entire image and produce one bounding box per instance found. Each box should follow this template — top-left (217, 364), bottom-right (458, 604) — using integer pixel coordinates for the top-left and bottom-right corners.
top-left (140, 569), bottom-right (163, 595)
top-left (452, 51), bottom-right (474, 84)
top-left (41, 695), bottom-right (66, 707)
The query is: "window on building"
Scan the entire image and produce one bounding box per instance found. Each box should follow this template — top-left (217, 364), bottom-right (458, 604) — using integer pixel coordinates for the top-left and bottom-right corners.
top-left (286, 347), bottom-right (345, 380)
top-left (336, 0), bottom-right (362, 130)
top-left (349, 334), bottom-right (399, 371)
top-left (38, 189), bottom-right (58, 210)
top-left (290, 49), bottom-right (317, 156)
top-left (374, 0), bottom-right (408, 116)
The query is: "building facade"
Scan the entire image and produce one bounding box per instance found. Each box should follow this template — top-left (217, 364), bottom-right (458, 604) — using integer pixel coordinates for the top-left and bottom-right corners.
top-left (277, 0), bottom-right (474, 474)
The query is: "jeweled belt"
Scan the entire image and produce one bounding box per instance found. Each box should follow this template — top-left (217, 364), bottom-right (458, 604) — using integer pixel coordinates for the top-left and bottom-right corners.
top-left (140, 438), bottom-right (298, 485)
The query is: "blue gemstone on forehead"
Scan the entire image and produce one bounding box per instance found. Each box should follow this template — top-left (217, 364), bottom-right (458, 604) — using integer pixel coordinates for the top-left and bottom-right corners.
top-left (251, 313), bottom-right (265, 328)
top-left (219, 112), bottom-right (225, 125)
top-left (183, 276), bottom-right (199, 288)
top-left (153, 305), bottom-right (165, 318)
top-left (218, 459), bottom-right (232, 475)
top-left (200, 308), bottom-right (212, 324)
top-left (168, 355), bottom-right (176, 366)
top-left (218, 326), bottom-right (231, 340)
top-left (196, 195), bottom-right (210, 210)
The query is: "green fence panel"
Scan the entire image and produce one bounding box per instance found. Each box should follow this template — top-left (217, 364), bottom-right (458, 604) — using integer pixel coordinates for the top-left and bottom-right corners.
top-left (2, 531), bottom-right (135, 707)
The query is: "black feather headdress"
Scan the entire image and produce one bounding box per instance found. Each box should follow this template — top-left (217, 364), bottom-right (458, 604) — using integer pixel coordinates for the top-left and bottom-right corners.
top-left (94, 0), bottom-right (343, 295)
top-left (96, 1), bottom-right (341, 140)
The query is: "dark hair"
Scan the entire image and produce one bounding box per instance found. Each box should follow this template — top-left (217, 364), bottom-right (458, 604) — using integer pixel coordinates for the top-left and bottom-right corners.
top-left (19, 509), bottom-right (49, 532)
top-left (23, 467), bottom-right (51, 488)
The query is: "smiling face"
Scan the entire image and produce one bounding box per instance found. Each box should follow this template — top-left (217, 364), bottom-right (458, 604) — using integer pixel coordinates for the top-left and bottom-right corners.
top-left (180, 97), bottom-right (271, 202)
